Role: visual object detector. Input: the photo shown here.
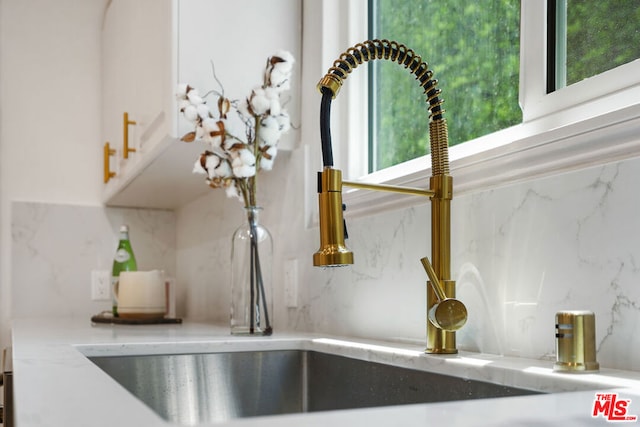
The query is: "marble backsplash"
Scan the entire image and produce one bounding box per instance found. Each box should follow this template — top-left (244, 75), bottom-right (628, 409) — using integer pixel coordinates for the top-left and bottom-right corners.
top-left (11, 202), bottom-right (176, 319)
top-left (9, 152), bottom-right (640, 372)
top-left (177, 153), bottom-right (640, 372)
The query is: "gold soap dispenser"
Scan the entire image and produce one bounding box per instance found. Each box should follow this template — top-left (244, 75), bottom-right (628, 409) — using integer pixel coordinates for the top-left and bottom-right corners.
top-left (554, 310), bottom-right (599, 373)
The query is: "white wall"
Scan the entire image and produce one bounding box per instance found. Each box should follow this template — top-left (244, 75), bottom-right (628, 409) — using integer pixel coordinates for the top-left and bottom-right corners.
top-left (3, 0), bottom-right (640, 375)
top-left (0, 0), bottom-right (108, 351)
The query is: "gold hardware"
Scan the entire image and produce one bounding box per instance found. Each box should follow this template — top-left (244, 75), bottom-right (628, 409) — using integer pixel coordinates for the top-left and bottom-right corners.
top-left (123, 112), bottom-right (137, 159)
top-left (420, 257), bottom-right (467, 333)
top-left (554, 311), bottom-right (599, 372)
top-left (314, 40), bottom-right (464, 354)
top-left (103, 142), bottom-right (116, 183)
top-left (343, 180), bottom-right (435, 197)
top-left (313, 168), bottom-right (354, 267)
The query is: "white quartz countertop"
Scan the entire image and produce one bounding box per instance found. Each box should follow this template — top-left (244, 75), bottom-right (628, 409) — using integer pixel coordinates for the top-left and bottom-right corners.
top-left (10, 318), bottom-right (640, 426)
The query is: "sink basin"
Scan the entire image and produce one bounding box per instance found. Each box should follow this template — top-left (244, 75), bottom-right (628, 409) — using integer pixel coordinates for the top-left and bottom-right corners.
top-left (89, 350), bottom-right (539, 425)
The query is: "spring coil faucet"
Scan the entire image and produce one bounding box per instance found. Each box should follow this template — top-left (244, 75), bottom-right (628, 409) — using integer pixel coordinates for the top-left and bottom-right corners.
top-left (313, 40), bottom-right (467, 354)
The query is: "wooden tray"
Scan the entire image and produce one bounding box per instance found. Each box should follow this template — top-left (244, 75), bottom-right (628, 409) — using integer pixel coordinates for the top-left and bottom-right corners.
top-left (91, 312), bottom-right (182, 325)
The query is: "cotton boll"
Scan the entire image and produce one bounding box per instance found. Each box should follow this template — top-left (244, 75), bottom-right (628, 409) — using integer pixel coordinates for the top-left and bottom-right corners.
top-left (187, 89), bottom-right (204, 105)
top-left (202, 119), bottom-right (225, 147)
top-left (214, 159), bottom-right (232, 178)
top-left (239, 148), bottom-right (256, 166)
top-left (182, 104), bottom-right (199, 122)
top-left (202, 118), bottom-right (220, 133)
top-left (233, 163), bottom-right (256, 178)
top-left (236, 99), bottom-right (253, 119)
top-left (225, 183), bottom-right (241, 199)
top-left (197, 103), bottom-right (211, 120)
top-left (273, 50), bottom-right (295, 67)
top-left (265, 51), bottom-right (294, 90)
top-left (249, 88), bottom-right (270, 115)
top-left (193, 156), bottom-right (207, 175)
top-left (176, 83), bottom-right (189, 100)
top-left (195, 125), bottom-right (206, 139)
top-left (259, 116), bottom-right (281, 146)
top-left (204, 154), bottom-right (222, 180)
top-left (231, 148), bottom-right (256, 178)
top-left (260, 145), bottom-right (278, 170)
top-left (260, 156), bottom-right (274, 171)
top-left (270, 98), bottom-right (282, 116)
top-left (178, 99), bottom-right (191, 111)
top-left (268, 68), bottom-right (291, 90)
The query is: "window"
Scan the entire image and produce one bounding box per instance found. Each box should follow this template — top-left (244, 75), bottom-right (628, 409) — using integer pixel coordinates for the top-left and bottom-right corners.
top-left (368, 0), bottom-right (640, 173)
top-left (369, 0), bottom-right (521, 172)
top-left (549, 0), bottom-right (640, 91)
top-left (305, 1), bottom-right (640, 219)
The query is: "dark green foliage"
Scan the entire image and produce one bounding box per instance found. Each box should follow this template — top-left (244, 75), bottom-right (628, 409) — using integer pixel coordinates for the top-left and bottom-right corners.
top-left (370, 0), bottom-right (639, 172)
top-left (371, 0), bottom-right (522, 171)
top-left (565, 0), bottom-right (640, 86)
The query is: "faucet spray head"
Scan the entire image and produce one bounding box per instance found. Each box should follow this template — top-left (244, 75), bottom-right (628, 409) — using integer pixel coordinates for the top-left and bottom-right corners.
top-left (313, 168), bottom-right (354, 267)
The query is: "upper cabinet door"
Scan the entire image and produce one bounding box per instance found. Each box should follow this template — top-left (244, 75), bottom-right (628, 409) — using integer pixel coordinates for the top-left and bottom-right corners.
top-left (102, 0), bottom-right (302, 209)
top-left (102, 0), bottom-right (172, 166)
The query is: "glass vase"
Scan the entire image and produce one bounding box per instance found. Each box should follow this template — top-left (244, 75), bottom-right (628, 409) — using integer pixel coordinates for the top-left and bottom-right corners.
top-left (230, 206), bottom-right (273, 335)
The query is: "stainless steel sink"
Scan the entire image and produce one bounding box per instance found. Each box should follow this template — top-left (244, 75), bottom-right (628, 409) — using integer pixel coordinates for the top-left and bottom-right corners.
top-left (89, 350), bottom-right (539, 425)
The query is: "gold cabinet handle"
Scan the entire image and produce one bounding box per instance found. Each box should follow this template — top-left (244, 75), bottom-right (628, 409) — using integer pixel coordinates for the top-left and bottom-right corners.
top-left (123, 112), bottom-right (137, 159)
top-left (103, 142), bottom-right (116, 183)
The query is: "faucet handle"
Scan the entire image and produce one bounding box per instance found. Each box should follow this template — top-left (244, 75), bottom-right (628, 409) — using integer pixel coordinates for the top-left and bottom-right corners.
top-left (428, 296), bottom-right (467, 332)
top-left (420, 257), bottom-right (448, 301)
top-left (420, 257), bottom-right (467, 332)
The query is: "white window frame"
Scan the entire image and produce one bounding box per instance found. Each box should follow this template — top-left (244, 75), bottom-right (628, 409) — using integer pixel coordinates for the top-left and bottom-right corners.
top-left (303, 0), bottom-right (640, 222)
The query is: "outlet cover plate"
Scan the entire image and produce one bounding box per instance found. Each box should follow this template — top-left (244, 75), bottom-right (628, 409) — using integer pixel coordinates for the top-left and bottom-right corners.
top-left (91, 270), bottom-right (111, 301)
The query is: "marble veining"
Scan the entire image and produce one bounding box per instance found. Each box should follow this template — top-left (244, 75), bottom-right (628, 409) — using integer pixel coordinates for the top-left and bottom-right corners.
top-left (9, 153), bottom-right (640, 373)
top-left (11, 202), bottom-right (176, 320)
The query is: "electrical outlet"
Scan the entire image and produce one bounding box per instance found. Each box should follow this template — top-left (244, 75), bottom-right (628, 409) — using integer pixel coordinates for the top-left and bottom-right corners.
top-left (284, 259), bottom-right (298, 308)
top-left (91, 270), bottom-right (111, 301)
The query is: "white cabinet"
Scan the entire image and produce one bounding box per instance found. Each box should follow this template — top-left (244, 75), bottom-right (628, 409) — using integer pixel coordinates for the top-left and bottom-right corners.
top-left (102, 0), bottom-right (301, 209)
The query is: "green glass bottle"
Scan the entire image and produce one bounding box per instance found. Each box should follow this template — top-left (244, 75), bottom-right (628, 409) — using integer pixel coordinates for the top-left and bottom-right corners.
top-left (111, 224), bottom-right (137, 316)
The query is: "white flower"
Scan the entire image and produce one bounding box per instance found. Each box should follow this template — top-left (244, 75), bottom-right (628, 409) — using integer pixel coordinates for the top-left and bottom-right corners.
top-left (201, 119), bottom-right (225, 147)
top-left (260, 145), bottom-right (278, 171)
top-left (178, 99), bottom-right (191, 111)
top-left (273, 50), bottom-right (295, 69)
top-left (236, 99), bottom-right (253, 119)
top-left (264, 87), bottom-right (282, 115)
top-left (196, 103), bottom-right (210, 120)
top-left (231, 148), bottom-right (256, 178)
top-left (265, 51), bottom-right (294, 90)
top-left (187, 89), bottom-right (204, 105)
top-left (225, 183), bottom-right (241, 199)
top-left (248, 87), bottom-right (270, 116)
top-left (204, 154), bottom-right (222, 180)
top-left (258, 116), bottom-right (281, 146)
top-left (214, 158), bottom-right (232, 178)
top-left (193, 156), bottom-right (207, 175)
top-left (176, 83), bottom-right (190, 100)
top-left (177, 51), bottom-right (295, 206)
top-left (182, 104), bottom-right (199, 123)
top-left (269, 69), bottom-right (291, 91)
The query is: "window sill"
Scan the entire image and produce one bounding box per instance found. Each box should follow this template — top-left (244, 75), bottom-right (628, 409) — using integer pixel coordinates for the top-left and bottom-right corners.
top-left (342, 102), bottom-right (640, 218)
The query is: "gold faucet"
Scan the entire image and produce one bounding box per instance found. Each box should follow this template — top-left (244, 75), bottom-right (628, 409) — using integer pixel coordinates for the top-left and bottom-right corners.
top-left (312, 40), bottom-right (467, 354)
